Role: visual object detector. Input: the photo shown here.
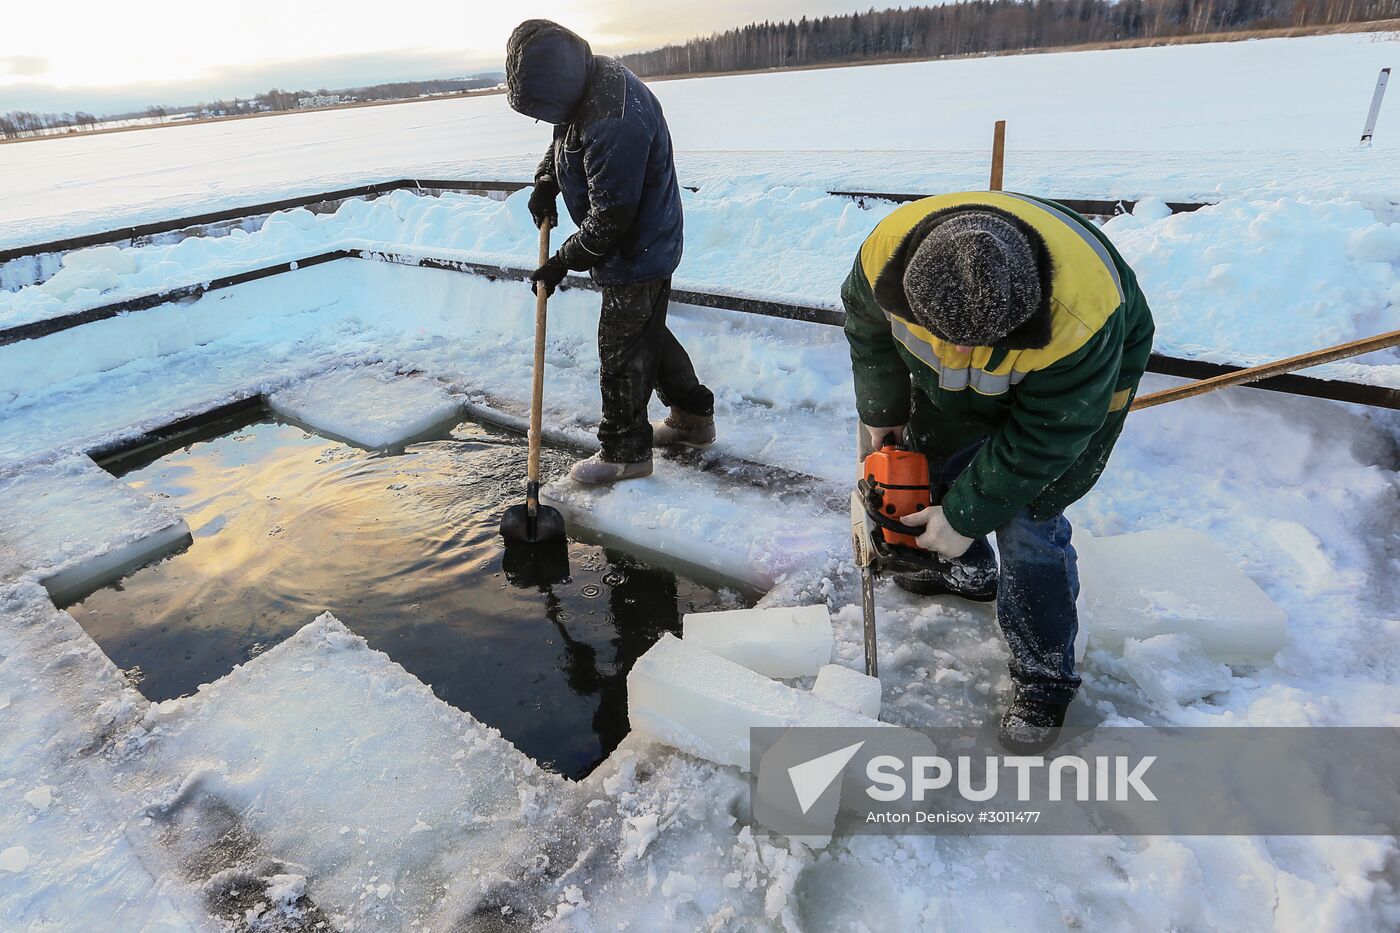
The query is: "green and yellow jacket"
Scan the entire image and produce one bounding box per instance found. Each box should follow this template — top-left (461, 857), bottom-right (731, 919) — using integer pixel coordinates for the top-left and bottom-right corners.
top-left (842, 192), bottom-right (1155, 538)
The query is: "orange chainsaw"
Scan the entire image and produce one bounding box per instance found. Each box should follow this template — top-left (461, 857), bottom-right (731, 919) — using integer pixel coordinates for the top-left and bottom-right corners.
top-left (850, 434), bottom-right (944, 679)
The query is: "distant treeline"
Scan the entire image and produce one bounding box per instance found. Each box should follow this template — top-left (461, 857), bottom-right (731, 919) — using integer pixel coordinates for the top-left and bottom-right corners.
top-left (249, 76), bottom-right (503, 112)
top-left (619, 0), bottom-right (1400, 76)
top-left (0, 111), bottom-right (100, 139)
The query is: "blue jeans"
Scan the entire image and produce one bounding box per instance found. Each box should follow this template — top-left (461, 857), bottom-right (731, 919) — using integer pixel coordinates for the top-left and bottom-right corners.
top-left (929, 442), bottom-right (1082, 702)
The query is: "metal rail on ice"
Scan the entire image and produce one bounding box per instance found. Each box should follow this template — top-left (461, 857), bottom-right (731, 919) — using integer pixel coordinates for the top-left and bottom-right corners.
top-left (2, 248), bottom-right (1396, 412)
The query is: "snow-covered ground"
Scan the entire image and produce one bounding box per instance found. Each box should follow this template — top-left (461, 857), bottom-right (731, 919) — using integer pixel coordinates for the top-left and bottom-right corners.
top-left (6, 186), bottom-right (1399, 384)
top-left (2, 30), bottom-right (1399, 933)
top-left (2, 225), bottom-right (1398, 928)
top-left (2, 32), bottom-right (1398, 248)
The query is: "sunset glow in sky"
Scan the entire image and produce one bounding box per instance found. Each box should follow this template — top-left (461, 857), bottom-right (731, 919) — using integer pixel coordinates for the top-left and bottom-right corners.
top-left (0, 0), bottom-right (877, 112)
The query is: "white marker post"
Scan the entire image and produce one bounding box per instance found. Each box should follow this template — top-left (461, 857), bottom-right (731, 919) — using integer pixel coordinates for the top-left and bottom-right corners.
top-left (1360, 67), bottom-right (1390, 146)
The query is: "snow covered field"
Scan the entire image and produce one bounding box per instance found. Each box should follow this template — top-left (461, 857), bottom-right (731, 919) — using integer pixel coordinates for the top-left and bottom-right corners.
top-left (2, 31), bottom-right (1399, 248)
top-left (2, 30), bottom-right (1399, 933)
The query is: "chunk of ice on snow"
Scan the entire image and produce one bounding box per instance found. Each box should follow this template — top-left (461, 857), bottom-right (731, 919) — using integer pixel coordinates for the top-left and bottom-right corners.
top-left (812, 664), bottom-right (882, 719)
top-left (267, 366), bottom-right (461, 449)
top-left (1076, 528), bottom-right (1288, 665)
top-left (627, 634), bottom-right (880, 772)
top-left (682, 605), bottom-right (833, 678)
top-left (137, 612), bottom-right (559, 928)
top-left (0, 846), bottom-right (29, 873)
top-left (0, 456), bottom-right (190, 602)
top-left (542, 461), bottom-right (843, 591)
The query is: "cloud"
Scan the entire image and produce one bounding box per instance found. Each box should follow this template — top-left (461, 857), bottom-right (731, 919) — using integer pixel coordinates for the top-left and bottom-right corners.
top-left (588, 0), bottom-right (882, 53)
top-left (0, 47), bottom-right (505, 115)
top-left (0, 2), bottom-right (889, 115)
top-left (0, 55), bottom-right (49, 78)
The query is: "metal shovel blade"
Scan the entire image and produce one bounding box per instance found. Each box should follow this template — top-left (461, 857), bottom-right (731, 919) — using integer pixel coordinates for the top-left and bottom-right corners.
top-left (500, 501), bottom-right (569, 586)
top-left (500, 501), bottom-right (566, 546)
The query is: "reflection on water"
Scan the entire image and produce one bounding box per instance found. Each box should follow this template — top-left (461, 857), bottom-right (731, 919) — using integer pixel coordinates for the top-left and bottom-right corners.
top-left (74, 417), bottom-right (744, 778)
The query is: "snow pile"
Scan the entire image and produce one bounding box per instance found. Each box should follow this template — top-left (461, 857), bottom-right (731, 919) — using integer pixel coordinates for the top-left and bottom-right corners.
top-left (1105, 195), bottom-right (1400, 368)
top-left (8, 184), bottom-right (1398, 392)
top-left (0, 456), bottom-right (190, 603)
top-left (0, 189), bottom-right (547, 324)
top-left (267, 365), bottom-right (462, 449)
top-left (1075, 527), bottom-right (1289, 664)
top-left (0, 184), bottom-right (894, 328)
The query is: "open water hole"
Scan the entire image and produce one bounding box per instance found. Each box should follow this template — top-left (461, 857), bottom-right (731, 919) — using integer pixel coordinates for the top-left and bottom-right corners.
top-left (69, 411), bottom-right (748, 778)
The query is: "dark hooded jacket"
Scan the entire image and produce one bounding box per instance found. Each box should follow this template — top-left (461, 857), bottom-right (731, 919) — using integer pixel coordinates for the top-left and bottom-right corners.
top-left (507, 20), bottom-right (683, 285)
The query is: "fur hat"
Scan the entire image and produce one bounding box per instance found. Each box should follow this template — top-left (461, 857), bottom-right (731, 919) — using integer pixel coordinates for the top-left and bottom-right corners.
top-left (895, 209), bottom-right (1049, 347)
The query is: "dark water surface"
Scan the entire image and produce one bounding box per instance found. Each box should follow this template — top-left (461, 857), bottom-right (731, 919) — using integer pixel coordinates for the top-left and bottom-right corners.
top-left (72, 415), bottom-right (744, 778)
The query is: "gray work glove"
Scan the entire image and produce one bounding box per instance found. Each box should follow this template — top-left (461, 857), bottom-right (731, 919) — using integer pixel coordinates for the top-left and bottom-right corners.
top-left (901, 506), bottom-right (974, 559)
top-left (858, 423), bottom-right (906, 461)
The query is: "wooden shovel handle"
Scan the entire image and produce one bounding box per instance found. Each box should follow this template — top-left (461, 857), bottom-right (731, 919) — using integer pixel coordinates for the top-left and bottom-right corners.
top-left (1131, 328), bottom-right (1400, 411)
top-left (526, 221), bottom-right (551, 508)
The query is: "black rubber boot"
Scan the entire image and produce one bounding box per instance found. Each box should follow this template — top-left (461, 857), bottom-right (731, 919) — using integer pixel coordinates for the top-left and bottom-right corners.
top-left (893, 536), bottom-right (998, 601)
top-left (998, 688), bottom-right (1072, 754)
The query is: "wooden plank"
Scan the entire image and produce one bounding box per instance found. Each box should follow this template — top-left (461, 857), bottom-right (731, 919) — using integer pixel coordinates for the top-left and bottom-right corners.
top-left (990, 120), bottom-right (1007, 191)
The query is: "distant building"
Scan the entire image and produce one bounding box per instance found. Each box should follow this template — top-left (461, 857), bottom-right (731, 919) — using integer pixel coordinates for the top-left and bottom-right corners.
top-left (297, 95), bottom-right (342, 109)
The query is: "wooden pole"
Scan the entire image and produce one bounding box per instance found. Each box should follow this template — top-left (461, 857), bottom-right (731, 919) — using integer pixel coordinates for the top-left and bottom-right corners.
top-left (526, 220), bottom-right (551, 521)
top-left (989, 120), bottom-right (1006, 191)
top-left (1131, 328), bottom-right (1400, 411)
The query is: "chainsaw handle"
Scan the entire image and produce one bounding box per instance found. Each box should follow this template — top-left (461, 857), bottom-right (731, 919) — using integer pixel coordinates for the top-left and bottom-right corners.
top-left (858, 477), bottom-right (930, 541)
top-left (865, 506), bottom-right (927, 541)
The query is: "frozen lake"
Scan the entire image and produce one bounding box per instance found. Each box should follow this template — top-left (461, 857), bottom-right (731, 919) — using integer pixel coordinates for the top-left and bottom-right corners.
top-left (2, 32), bottom-right (1397, 248)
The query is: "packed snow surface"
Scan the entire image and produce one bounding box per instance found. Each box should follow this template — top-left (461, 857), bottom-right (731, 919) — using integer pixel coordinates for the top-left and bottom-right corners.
top-left (1, 249), bottom-right (1397, 926)
top-left (2, 33), bottom-right (1399, 247)
top-left (1, 32), bottom-right (1398, 931)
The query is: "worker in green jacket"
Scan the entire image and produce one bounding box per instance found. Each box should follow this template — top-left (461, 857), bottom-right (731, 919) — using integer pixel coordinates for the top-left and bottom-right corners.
top-left (843, 191), bottom-right (1154, 753)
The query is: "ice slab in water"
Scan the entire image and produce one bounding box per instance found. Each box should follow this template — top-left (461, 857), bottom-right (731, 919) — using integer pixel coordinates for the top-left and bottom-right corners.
top-left (0, 457), bottom-right (190, 602)
top-left (267, 366), bottom-right (461, 449)
top-left (1076, 527), bottom-right (1289, 665)
top-left (627, 634), bottom-right (880, 772)
top-left (812, 664), bottom-right (882, 719)
top-left (137, 613), bottom-right (560, 930)
top-left (542, 461), bottom-right (843, 592)
top-left (682, 605), bottom-right (833, 678)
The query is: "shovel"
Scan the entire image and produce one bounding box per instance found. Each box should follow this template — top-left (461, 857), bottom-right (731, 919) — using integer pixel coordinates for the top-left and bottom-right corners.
top-left (500, 221), bottom-right (568, 582)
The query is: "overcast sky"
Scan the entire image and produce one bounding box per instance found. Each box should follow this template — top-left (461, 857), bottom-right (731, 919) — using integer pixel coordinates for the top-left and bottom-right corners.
top-left (0, 0), bottom-right (884, 114)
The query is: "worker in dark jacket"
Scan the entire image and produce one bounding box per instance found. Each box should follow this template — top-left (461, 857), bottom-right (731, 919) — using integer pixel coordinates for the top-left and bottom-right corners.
top-left (506, 19), bottom-right (715, 484)
top-left (843, 191), bottom-right (1155, 753)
